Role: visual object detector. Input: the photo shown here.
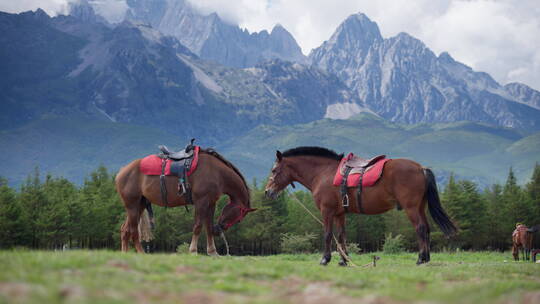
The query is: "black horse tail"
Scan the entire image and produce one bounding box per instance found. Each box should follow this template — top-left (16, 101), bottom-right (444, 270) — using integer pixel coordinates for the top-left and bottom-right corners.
top-left (527, 225), bottom-right (540, 233)
top-left (424, 168), bottom-right (457, 237)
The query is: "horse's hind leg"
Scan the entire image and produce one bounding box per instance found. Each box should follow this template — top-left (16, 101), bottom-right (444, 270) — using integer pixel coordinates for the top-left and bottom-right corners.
top-left (121, 218), bottom-right (130, 252)
top-left (404, 204), bottom-right (430, 265)
top-left (124, 202), bottom-right (144, 253)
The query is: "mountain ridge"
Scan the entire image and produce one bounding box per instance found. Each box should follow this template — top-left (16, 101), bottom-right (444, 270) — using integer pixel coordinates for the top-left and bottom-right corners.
top-left (309, 12), bottom-right (540, 129)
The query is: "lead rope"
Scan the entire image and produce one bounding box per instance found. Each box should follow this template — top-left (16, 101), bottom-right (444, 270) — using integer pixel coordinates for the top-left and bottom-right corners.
top-left (220, 232), bottom-right (231, 256)
top-left (285, 189), bottom-right (358, 267)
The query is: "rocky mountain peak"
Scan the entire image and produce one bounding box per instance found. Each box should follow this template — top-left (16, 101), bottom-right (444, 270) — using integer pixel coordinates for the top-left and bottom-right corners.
top-left (309, 12), bottom-right (540, 130)
top-left (329, 12), bottom-right (382, 47)
top-left (123, 0), bottom-right (306, 67)
top-left (438, 51), bottom-right (455, 63)
top-left (68, 0), bottom-right (109, 24)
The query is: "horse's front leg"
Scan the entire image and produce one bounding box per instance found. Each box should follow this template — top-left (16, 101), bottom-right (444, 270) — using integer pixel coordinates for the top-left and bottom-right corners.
top-left (320, 206), bottom-right (335, 266)
top-left (204, 202), bottom-right (219, 256)
top-left (189, 202), bottom-right (205, 254)
top-left (334, 214), bottom-right (349, 266)
top-left (512, 244), bottom-right (519, 261)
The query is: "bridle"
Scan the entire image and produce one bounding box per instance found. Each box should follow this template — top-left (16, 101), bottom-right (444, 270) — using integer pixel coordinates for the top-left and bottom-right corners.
top-left (222, 203), bottom-right (254, 229)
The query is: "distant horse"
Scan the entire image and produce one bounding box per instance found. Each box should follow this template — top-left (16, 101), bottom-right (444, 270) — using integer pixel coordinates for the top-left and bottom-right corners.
top-left (512, 224), bottom-right (539, 261)
top-left (264, 147), bottom-right (457, 265)
top-left (115, 148), bottom-right (255, 254)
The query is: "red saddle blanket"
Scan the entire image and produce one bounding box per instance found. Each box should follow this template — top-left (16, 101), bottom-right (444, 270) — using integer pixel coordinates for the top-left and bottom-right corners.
top-left (333, 156), bottom-right (391, 187)
top-left (140, 146), bottom-right (200, 176)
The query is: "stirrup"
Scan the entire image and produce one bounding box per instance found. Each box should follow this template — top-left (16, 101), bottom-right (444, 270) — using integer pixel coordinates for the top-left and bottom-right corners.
top-left (342, 194), bottom-right (349, 207)
top-left (178, 182), bottom-right (186, 195)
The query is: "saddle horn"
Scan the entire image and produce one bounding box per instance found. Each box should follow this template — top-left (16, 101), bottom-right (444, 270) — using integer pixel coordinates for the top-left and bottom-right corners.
top-left (185, 138), bottom-right (196, 152)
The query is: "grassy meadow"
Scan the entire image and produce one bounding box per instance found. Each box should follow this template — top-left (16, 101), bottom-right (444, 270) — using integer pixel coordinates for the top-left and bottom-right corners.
top-left (0, 250), bottom-right (539, 304)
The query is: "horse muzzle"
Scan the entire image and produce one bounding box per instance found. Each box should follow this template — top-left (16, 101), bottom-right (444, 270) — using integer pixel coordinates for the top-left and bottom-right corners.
top-left (264, 188), bottom-right (278, 200)
top-left (213, 224), bottom-right (224, 236)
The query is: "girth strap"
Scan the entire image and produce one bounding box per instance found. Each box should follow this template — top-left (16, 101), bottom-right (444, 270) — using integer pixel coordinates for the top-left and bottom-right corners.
top-left (357, 173), bottom-right (365, 214)
top-left (160, 158), bottom-right (169, 208)
top-left (340, 166), bottom-right (366, 214)
top-left (340, 166), bottom-right (352, 212)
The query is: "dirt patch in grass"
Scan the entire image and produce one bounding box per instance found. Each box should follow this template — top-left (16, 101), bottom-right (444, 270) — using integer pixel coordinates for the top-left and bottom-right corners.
top-left (0, 282), bottom-right (40, 301)
top-left (175, 265), bottom-right (196, 275)
top-left (522, 292), bottom-right (540, 304)
top-left (272, 277), bottom-right (402, 304)
top-left (106, 259), bottom-right (132, 271)
top-left (132, 289), bottom-right (246, 304)
top-left (59, 284), bottom-right (85, 301)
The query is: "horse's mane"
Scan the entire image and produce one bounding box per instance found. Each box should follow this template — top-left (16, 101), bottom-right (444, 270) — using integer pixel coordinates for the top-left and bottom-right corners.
top-left (201, 148), bottom-right (251, 207)
top-left (282, 146), bottom-right (343, 161)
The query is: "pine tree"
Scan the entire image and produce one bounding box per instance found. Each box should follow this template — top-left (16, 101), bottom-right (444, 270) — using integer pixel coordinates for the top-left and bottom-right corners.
top-left (502, 167), bottom-right (529, 234)
top-left (526, 163), bottom-right (540, 224)
top-left (19, 167), bottom-right (47, 248)
top-left (0, 178), bottom-right (26, 248)
top-left (484, 184), bottom-right (507, 250)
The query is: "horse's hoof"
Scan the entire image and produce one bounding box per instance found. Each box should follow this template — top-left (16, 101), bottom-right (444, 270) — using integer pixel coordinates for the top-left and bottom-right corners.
top-left (320, 256), bottom-right (330, 266)
top-left (208, 251), bottom-right (220, 257)
top-left (338, 260), bottom-right (348, 267)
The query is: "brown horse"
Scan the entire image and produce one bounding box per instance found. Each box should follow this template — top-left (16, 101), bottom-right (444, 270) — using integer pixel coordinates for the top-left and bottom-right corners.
top-left (115, 148), bottom-right (255, 254)
top-left (512, 224), bottom-right (538, 261)
top-left (264, 147), bottom-right (457, 265)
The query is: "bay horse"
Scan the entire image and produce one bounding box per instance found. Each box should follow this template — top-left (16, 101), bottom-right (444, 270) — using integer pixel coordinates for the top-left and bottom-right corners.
top-left (512, 224), bottom-right (539, 261)
top-left (115, 148), bottom-right (255, 254)
top-left (264, 147), bottom-right (457, 265)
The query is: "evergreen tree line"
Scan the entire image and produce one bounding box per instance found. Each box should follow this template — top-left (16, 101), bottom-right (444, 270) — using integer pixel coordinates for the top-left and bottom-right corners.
top-left (1, 164), bottom-right (539, 253)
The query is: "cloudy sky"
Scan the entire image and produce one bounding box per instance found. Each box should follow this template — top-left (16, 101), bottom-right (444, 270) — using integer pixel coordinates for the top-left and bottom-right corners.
top-left (1, 0), bottom-right (539, 90)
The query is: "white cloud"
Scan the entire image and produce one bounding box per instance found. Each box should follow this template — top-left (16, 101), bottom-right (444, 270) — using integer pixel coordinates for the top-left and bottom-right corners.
top-left (1, 0), bottom-right (538, 90)
top-left (0, 0), bottom-right (127, 23)
top-left (187, 0), bottom-right (540, 90)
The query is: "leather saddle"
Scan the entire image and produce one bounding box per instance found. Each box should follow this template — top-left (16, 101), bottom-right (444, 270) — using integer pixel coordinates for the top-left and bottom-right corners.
top-left (339, 153), bottom-right (386, 213)
top-left (159, 138), bottom-right (195, 160)
top-left (157, 138), bottom-right (197, 208)
top-left (341, 154), bottom-right (386, 175)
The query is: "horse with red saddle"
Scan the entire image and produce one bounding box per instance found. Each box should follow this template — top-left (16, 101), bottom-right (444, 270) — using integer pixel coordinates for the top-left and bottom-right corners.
top-left (115, 140), bottom-right (256, 255)
top-left (512, 223), bottom-right (539, 261)
top-left (264, 146), bottom-right (457, 265)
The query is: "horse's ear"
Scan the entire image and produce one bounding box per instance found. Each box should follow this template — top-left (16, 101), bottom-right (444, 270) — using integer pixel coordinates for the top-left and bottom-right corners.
top-left (276, 150), bottom-right (283, 161)
top-left (247, 208), bottom-right (257, 213)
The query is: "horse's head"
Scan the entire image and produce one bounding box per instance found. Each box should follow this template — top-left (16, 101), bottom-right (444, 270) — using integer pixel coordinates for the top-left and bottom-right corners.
top-left (213, 201), bottom-right (256, 236)
top-left (264, 150), bottom-right (295, 200)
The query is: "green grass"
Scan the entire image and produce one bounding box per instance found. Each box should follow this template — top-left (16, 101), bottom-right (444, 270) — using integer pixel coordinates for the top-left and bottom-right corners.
top-left (0, 251), bottom-right (539, 303)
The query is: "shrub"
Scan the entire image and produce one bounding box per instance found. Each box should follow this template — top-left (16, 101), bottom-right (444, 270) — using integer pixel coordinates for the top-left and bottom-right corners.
top-left (345, 242), bottom-right (362, 254)
top-left (383, 233), bottom-right (405, 254)
top-left (280, 232), bottom-right (316, 254)
top-left (176, 242), bottom-right (190, 254)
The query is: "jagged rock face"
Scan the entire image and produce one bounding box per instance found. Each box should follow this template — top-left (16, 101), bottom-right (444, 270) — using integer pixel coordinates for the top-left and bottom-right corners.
top-left (248, 59), bottom-right (361, 122)
top-left (310, 13), bottom-right (540, 129)
top-left (0, 9), bottom-right (349, 143)
top-left (504, 83), bottom-right (540, 110)
top-left (125, 0), bottom-right (307, 68)
top-left (68, 0), bottom-right (109, 25)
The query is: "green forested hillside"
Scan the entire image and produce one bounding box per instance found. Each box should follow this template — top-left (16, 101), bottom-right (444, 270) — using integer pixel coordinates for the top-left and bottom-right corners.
top-left (0, 116), bottom-right (177, 184)
top-left (1, 113), bottom-right (538, 186)
top-left (219, 114), bottom-right (539, 186)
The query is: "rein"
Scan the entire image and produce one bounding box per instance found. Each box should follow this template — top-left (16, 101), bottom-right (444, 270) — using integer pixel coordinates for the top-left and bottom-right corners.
top-left (223, 203), bottom-right (252, 229)
top-left (285, 188), bottom-right (360, 268)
